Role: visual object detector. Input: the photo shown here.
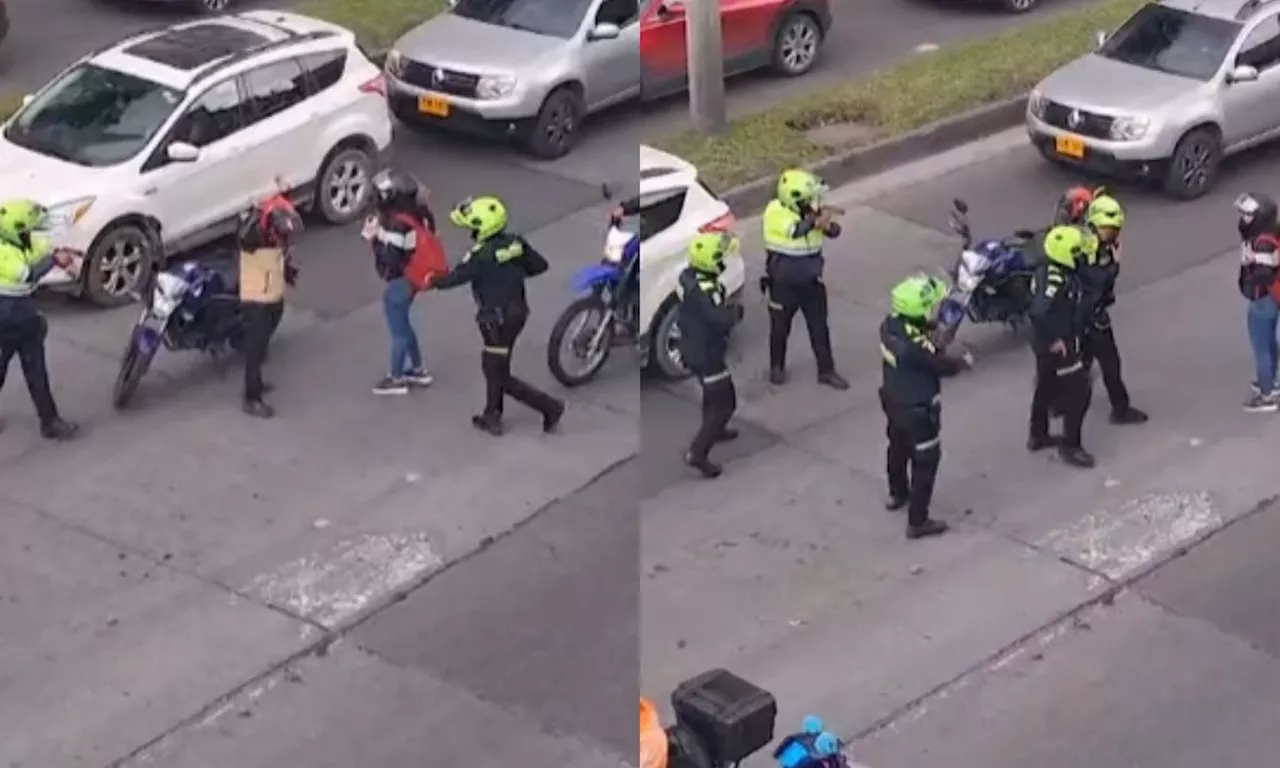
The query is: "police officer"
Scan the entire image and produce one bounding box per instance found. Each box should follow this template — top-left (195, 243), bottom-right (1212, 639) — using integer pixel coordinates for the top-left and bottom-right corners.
top-left (1080, 194), bottom-right (1147, 425)
top-left (1028, 225), bottom-right (1096, 468)
top-left (678, 232), bottom-right (743, 479)
top-left (880, 274), bottom-right (971, 539)
top-left (762, 169), bottom-right (848, 389)
top-left (431, 195), bottom-right (565, 435)
top-left (0, 200), bottom-right (78, 439)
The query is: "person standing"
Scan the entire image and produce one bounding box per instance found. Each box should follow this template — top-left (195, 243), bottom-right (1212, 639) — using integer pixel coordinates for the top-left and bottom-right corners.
top-left (1235, 192), bottom-right (1280, 411)
top-left (678, 232), bottom-right (743, 479)
top-left (761, 169), bottom-right (849, 390)
top-left (880, 274), bottom-right (971, 539)
top-left (430, 196), bottom-right (565, 435)
top-left (1028, 225), bottom-right (1096, 468)
top-left (367, 169), bottom-right (439, 396)
top-left (0, 200), bottom-right (79, 439)
top-left (236, 192), bottom-right (301, 419)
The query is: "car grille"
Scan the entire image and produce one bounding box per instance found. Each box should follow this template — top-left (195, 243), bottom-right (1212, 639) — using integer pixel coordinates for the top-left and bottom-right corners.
top-left (399, 59), bottom-right (480, 98)
top-left (1041, 100), bottom-right (1114, 139)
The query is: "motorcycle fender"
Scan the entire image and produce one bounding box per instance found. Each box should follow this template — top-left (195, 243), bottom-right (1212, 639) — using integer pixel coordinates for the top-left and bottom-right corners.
top-left (132, 319), bottom-right (167, 357)
top-left (570, 263), bottom-right (623, 293)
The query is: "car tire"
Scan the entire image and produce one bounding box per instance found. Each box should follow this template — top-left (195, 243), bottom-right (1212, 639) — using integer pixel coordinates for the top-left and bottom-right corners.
top-left (650, 299), bottom-right (691, 381)
top-left (314, 145), bottom-right (375, 225)
top-left (83, 223), bottom-right (157, 308)
top-left (525, 87), bottom-right (585, 160)
top-left (1162, 127), bottom-right (1221, 200)
top-left (1000, 0), bottom-right (1039, 12)
top-left (771, 12), bottom-right (824, 77)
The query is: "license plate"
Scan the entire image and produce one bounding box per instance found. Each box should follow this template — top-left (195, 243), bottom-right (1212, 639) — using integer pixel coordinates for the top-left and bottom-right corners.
top-left (1055, 135), bottom-right (1086, 159)
top-left (418, 94), bottom-right (450, 118)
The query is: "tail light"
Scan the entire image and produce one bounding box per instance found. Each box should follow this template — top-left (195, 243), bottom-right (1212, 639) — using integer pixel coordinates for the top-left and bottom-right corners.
top-left (359, 75), bottom-right (387, 97)
top-left (699, 211), bottom-right (736, 233)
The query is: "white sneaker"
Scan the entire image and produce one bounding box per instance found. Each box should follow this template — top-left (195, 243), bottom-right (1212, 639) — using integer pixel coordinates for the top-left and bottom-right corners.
top-left (403, 368), bottom-right (434, 387)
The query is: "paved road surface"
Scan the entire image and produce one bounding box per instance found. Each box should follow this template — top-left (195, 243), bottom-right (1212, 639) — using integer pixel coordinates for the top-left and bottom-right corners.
top-left (640, 130), bottom-right (1280, 766)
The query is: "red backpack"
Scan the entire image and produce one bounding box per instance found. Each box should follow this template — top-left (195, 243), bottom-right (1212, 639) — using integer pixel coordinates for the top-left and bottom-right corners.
top-left (392, 212), bottom-right (449, 290)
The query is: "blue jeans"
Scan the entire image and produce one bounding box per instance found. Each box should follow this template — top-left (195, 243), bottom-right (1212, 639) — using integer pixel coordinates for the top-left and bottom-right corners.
top-left (1247, 296), bottom-right (1279, 393)
top-left (383, 278), bottom-right (422, 377)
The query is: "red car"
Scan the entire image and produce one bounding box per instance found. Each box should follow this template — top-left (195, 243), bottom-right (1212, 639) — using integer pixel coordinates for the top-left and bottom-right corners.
top-left (640, 0), bottom-right (832, 100)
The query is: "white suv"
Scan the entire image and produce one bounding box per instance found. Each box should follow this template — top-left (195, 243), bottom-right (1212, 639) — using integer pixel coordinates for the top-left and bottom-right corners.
top-left (0, 11), bottom-right (393, 306)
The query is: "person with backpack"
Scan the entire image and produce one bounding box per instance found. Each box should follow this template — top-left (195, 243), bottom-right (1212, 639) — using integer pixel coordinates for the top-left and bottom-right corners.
top-left (1235, 192), bottom-right (1280, 412)
top-left (366, 169), bottom-right (446, 396)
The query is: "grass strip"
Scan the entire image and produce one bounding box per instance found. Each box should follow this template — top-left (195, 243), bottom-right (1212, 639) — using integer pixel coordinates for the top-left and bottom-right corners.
top-left (292, 0), bottom-right (450, 52)
top-left (0, 92), bottom-right (22, 123)
top-left (654, 0), bottom-right (1146, 190)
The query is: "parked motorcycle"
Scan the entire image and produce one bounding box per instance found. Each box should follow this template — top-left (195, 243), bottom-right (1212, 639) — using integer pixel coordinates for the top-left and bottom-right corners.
top-left (546, 219), bottom-right (639, 387)
top-left (936, 197), bottom-right (1040, 344)
top-left (112, 261), bottom-right (245, 409)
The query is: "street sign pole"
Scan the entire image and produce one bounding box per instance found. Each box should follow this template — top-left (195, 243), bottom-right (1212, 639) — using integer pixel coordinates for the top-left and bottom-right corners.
top-left (685, 0), bottom-right (726, 134)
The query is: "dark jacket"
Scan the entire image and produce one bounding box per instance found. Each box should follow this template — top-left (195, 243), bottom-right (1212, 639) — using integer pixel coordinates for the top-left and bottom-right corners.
top-left (432, 231), bottom-right (547, 314)
top-left (1239, 235), bottom-right (1280, 301)
top-left (1079, 238), bottom-right (1121, 326)
top-left (373, 204), bottom-right (436, 282)
top-left (879, 315), bottom-right (962, 409)
top-left (1029, 262), bottom-right (1083, 352)
top-left (676, 268), bottom-right (737, 375)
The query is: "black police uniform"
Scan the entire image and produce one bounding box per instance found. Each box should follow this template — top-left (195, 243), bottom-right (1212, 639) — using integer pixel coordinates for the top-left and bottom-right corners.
top-left (0, 293), bottom-right (76, 439)
top-left (677, 266), bottom-right (740, 478)
top-left (1028, 260), bottom-right (1094, 467)
top-left (432, 231), bottom-right (565, 435)
top-left (879, 314), bottom-right (963, 537)
top-left (1079, 239), bottom-right (1145, 423)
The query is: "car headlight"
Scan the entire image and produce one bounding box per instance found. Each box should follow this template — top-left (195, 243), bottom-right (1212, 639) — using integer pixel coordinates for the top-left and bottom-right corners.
top-left (1109, 115), bottom-right (1150, 141)
top-left (385, 49), bottom-right (404, 78)
top-left (43, 197), bottom-right (95, 231)
top-left (1027, 90), bottom-right (1046, 119)
top-left (476, 75), bottom-right (518, 100)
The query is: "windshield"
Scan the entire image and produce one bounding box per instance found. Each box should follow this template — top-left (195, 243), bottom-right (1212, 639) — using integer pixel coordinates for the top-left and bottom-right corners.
top-left (3, 64), bottom-right (182, 167)
top-left (1098, 5), bottom-right (1241, 81)
top-left (450, 0), bottom-right (595, 39)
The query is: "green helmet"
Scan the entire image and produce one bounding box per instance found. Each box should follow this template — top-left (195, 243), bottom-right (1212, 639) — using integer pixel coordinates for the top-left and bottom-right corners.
top-left (1043, 224), bottom-right (1096, 269)
top-left (449, 195), bottom-right (508, 240)
top-left (688, 232), bottom-right (738, 274)
top-left (890, 273), bottom-right (948, 321)
top-left (0, 199), bottom-right (47, 246)
top-left (1086, 194), bottom-right (1125, 231)
top-left (776, 169), bottom-right (825, 210)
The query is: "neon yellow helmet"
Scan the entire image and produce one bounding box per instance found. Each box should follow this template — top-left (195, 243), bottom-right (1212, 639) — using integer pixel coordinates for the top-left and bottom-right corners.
top-left (687, 232), bottom-right (739, 274)
top-left (776, 169), bottom-right (825, 210)
top-left (0, 199), bottom-right (48, 246)
top-left (1086, 194), bottom-right (1125, 231)
top-left (449, 195), bottom-right (508, 240)
top-left (1043, 225), bottom-right (1096, 269)
top-left (890, 274), bottom-right (948, 321)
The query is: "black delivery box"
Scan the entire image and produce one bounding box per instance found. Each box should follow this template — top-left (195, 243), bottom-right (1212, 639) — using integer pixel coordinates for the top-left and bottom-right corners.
top-left (671, 668), bottom-right (777, 765)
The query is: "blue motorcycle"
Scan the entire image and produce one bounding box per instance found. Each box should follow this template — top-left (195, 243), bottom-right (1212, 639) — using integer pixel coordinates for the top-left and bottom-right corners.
top-left (546, 222), bottom-right (639, 387)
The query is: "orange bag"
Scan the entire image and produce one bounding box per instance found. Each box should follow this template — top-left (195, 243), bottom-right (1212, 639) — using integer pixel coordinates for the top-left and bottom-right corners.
top-left (640, 697), bottom-right (669, 768)
top-left (392, 211), bottom-right (449, 290)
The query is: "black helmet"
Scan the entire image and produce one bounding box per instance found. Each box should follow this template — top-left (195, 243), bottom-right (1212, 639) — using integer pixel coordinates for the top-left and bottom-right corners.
top-left (1236, 192), bottom-right (1278, 241)
top-left (373, 169), bottom-right (421, 211)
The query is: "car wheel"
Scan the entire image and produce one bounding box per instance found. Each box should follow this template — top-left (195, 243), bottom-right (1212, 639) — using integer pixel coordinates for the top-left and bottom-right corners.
top-left (650, 299), bottom-right (691, 381)
top-left (1163, 127), bottom-right (1221, 200)
top-left (84, 224), bottom-right (156, 308)
top-left (315, 146), bottom-right (375, 225)
top-left (525, 87), bottom-right (585, 160)
top-left (771, 13), bottom-right (823, 77)
top-left (1001, 0), bottom-right (1039, 13)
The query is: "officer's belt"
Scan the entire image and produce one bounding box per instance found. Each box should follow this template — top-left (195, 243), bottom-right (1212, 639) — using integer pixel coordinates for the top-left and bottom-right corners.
top-left (702, 370), bottom-right (731, 385)
top-left (765, 242), bottom-right (821, 258)
top-left (1056, 361), bottom-right (1083, 376)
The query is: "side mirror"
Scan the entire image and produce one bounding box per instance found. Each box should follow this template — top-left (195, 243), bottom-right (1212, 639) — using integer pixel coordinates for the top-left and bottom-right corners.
top-left (952, 198), bottom-right (969, 215)
top-left (1014, 229), bottom-right (1037, 240)
top-left (1228, 64), bottom-right (1259, 84)
top-left (658, 1), bottom-right (686, 17)
top-left (21, 94), bottom-right (33, 106)
top-left (1094, 29), bottom-right (1109, 48)
top-left (588, 22), bottom-right (621, 41)
top-left (166, 141), bottom-right (200, 163)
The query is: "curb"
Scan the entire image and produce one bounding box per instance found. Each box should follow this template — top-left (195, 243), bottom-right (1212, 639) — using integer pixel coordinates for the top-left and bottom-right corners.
top-left (720, 95), bottom-right (1030, 218)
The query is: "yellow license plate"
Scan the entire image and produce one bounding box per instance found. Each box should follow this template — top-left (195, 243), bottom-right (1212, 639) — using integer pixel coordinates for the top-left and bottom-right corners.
top-left (418, 94), bottom-right (450, 118)
top-left (1055, 135), bottom-right (1085, 159)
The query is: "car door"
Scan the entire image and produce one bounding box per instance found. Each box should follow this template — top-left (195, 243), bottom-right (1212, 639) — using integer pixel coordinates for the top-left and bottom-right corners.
top-left (720, 0), bottom-right (777, 73)
top-left (140, 77), bottom-right (249, 243)
top-left (1223, 13), bottom-right (1280, 147)
top-left (236, 58), bottom-right (318, 203)
top-left (640, 0), bottom-right (689, 95)
top-left (582, 0), bottom-right (643, 109)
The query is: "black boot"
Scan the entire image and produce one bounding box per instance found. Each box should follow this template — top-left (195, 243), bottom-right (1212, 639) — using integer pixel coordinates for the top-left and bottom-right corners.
top-left (1027, 434), bottom-right (1060, 452)
top-left (884, 496), bottom-right (908, 511)
top-left (471, 413), bottom-right (504, 436)
top-left (1109, 406), bottom-right (1148, 425)
top-left (1058, 445), bottom-right (1096, 468)
top-left (906, 519), bottom-right (949, 539)
top-left (40, 418), bottom-right (79, 440)
top-left (542, 401), bottom-right (565, 433)
top-left (716, 427), bottom-right (739, 442)
top-left (684, 452), bottom-right (723, 479)
top-left (818, 370), bottom-right (850, 390)
top-left (242, 399), bottom-right (275, 419)
top-left (769, 367), bottom-right (787, 385)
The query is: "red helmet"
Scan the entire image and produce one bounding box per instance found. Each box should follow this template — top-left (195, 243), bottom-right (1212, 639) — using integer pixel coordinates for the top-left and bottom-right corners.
top-left (239, 192), bottom-right (303, 249)
top-left (1053, 185), bottom-right (1098, 225)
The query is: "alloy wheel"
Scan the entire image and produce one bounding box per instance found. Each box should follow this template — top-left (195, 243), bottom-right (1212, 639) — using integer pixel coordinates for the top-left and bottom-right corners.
top-left (202, 0), bottom-right (231, 10)
top-left (98, 234), bottom-right (147, 298)
top-left (326, 159), bottom-right (370, 218)
top-left (779, 20), bottom-right (819, 73)
top-left (1179, 142), bottom-right (1212, 191)
top-left (544, 103), bottom-right (577, 153)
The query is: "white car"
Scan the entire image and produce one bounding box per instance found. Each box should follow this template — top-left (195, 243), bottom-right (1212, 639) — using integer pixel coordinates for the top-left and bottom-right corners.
top-left (638, 145), bottom-right (745, 379)
top-left (0, 11), bottom-right (393, 306)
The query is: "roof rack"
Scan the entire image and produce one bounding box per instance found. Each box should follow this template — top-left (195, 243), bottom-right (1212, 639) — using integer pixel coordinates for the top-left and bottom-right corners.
top-left (188, 29), bottom-right (337, 87)
top-left (1236, 0), bottom-right (1280, 20)
top-left (233, 12), bottom-right (301, 37)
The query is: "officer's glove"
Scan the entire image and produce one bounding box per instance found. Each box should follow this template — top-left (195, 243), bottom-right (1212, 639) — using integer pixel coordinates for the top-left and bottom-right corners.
top-left (758, 275), bottom-right (772, 295)
top-left (284, 261), bottom-right (299, 286)
top-left (824, 221), bottom-right (843, 238)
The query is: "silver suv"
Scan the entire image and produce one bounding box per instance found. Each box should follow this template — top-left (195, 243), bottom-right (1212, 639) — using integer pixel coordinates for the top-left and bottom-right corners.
top-left (1027, 0), bottom-right (1280, 199)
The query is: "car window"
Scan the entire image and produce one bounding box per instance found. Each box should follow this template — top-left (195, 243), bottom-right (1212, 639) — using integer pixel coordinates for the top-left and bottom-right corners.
top-left (242, 59), bottom-right (308, 124)
top-left (451, 0), bottom-right (595, 39)
top-left (596, 0), bottom-right (640, 27)
top-left (1237, 14), bottom-right (1280, 70)
top-left (639, 189), bottom-right (686, 242)
top-left (2, 63), bottom-right (182, 168)
top-left (299, 50), bottom-right (347, 95)
top-left (1098, 4), bottom-right (1240, 81)
top-left (170, 79), bottom-right (244, 148)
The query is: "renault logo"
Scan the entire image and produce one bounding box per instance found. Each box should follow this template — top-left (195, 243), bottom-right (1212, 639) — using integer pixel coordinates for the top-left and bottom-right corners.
top-left (432, 68), bottom-right (445, 84)
top-left (1067, 109), bottom-right (1082, 129)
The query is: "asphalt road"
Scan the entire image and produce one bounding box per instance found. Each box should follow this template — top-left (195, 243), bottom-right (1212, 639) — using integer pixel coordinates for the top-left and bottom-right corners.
top-left (640, 131), bottom-right (1280, 766)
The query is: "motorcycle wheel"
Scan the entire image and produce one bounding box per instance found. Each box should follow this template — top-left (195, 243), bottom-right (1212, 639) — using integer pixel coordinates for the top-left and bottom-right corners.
top-left (112, 340), bottom-right (154, 410)
top-left (547, 295), bottom-right (614, 387)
